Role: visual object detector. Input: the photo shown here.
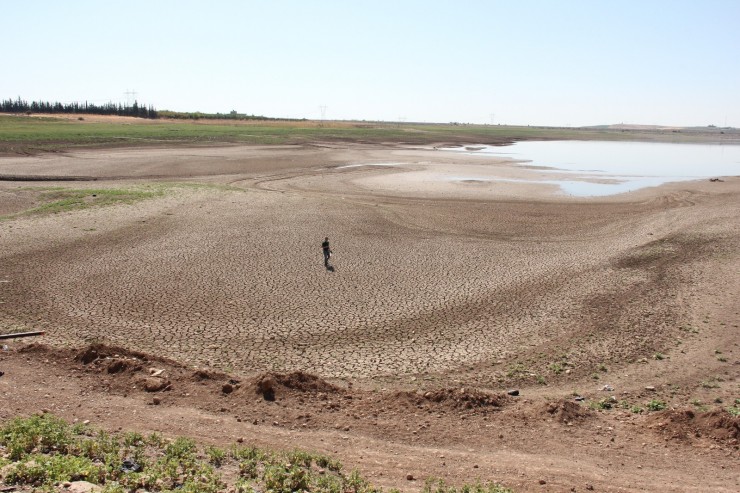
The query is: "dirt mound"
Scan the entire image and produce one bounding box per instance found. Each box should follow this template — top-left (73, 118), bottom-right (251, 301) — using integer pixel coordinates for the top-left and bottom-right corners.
top-left (73, 343), bottom-right (151, 365)
top-left (647, 409), bottom-right (740, 443)
top-left (391, 388), bottom-right (509, 411)
top-left (544, 400), bottom-right (593, 423)
top-left (254, 371), bottom-right (340, 401)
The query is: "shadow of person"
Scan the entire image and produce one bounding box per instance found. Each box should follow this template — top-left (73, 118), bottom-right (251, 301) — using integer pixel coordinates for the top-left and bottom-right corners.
top-left (326, 265), bottom-right (335, 272)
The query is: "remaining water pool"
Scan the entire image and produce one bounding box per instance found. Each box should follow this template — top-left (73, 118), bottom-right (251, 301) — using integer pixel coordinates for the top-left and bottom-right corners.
top-left (445, 140), bottom-right (740, 196)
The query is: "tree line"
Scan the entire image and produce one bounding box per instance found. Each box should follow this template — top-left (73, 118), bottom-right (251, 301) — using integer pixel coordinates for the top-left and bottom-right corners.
top-left (1, 97), bottom-right (157, 119)
top-left (157, 109), bottom-right (268, 121)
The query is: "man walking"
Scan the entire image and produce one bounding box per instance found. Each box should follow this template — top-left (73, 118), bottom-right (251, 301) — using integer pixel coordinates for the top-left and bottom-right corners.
top-left (322, 237), bottom-right (332, 268)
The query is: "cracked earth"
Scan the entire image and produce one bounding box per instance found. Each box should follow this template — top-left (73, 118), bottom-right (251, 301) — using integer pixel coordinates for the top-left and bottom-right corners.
top-left (1, 144), bottom-right (738, 492)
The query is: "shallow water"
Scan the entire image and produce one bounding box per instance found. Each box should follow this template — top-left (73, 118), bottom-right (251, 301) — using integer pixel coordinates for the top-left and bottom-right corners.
top-left (445, 140), bottom-right (740, 196)
top-left (336, 162), bottom-right (402, 169)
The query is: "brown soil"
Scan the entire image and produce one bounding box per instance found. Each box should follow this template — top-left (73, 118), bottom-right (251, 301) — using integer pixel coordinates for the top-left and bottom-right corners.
top-left (1, 144), bottom-right (739, 492)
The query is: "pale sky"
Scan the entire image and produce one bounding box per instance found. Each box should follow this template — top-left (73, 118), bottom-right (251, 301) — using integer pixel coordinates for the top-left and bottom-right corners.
top-left (2, 0), bottom-right (739, 127)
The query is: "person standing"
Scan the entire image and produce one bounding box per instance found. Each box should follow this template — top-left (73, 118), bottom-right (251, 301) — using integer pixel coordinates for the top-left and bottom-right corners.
top-left (322, 237), bottom-right (332, 267)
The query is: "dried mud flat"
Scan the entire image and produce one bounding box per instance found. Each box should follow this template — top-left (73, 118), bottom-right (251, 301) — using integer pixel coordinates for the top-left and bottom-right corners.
top-left (0, 144), bottom-right (739, 492)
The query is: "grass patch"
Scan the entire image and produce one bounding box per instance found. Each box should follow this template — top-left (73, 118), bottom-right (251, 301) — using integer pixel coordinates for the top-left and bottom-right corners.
top-left (2, 183), bottom-right (240, 221)
top-left (1, 113), bottom-right (727, 155)
top-left (26, 187), bottom-right (162, 215)
top-left (0, 414), bottom-right (514, 493)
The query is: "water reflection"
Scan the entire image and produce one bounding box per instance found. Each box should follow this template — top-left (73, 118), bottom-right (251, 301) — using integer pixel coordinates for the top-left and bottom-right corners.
top-left (445, 141), bottom-right (740, 196)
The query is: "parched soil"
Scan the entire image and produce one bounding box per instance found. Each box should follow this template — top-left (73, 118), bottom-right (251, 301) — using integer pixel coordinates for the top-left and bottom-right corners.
top-left (1, 144), bottom-right (739, 492)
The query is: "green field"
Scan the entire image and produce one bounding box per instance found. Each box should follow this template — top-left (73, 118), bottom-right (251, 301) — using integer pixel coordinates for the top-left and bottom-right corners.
top-left (0, 114), bottom-right (735, 154)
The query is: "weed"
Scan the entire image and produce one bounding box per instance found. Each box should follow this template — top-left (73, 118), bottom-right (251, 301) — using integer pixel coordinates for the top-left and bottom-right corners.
top-left (679, 325), bottom-right (699, 334)
top-left (285, 448), bottom-right (314, 468)
top-left (588, 398), bottom-right (613, 411)
top-left (423, 478), bottom-right (514, 493)
top-left (206, 445), bottom-right (227, 467)
top-left (1, 414), bottom-right (479, 493)
top-left (146, 431), bottom-right (165, 448)
top-left (597, 363), bottom-right (608, 372)
top-left (646, 399), bottom-right (667, 411)
top-left (653, 353), bottom-right (665, 360)
top-left (691, 400), bottom-right (708, 412)
top-left (0, 413), bottom-right (73, 460)
top-left (549, 363), bottom-right (564, 375)
top-left (506, 363), bottom-right (528, 378)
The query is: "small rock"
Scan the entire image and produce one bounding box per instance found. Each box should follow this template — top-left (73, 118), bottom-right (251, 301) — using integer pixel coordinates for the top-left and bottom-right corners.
top-left (237, 437), bottom-right (244, 443)
top-left (406, 474), bottom-right (415, 481)
top-left (138, 377), bottom-right (170, 392)
top-left (645, 386), bottom-right (656, 391)
top-left (473, 464), bottom-right (479, 469)
top-left (586, 484), bottom-right (594, 491)
top-left (67, 481), bottom-right (102, 492)
top-left (507, 389), bottom-right (520, 396)
top-left (152, 397), bottom-right (161, 405)
top-left (539, 479), bottom-right (547, 485)
top-left (222, 383), bottom-right (234, 394)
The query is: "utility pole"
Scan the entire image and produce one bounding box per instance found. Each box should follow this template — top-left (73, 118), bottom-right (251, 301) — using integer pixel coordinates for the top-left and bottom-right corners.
top-left (490, 113), bottom-right (495, 125)
top-left (124, 89), bottom-right (138, 106)
top-left (319, 105), bottom-right (327, 120)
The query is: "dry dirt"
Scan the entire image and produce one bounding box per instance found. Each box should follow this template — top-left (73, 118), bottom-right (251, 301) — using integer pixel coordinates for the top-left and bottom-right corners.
top-left (0, 144), bottom-right (738, 492)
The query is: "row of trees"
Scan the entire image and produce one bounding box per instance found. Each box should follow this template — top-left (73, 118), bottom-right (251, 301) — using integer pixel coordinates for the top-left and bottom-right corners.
top-left (1, 97), bottom-right (157, 119)
top-left (157, 109), bottom-right (268, 121)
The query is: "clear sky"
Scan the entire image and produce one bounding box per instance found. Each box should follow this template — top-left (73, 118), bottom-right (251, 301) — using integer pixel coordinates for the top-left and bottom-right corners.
top-left (2, 0), bottom-right (739, 127)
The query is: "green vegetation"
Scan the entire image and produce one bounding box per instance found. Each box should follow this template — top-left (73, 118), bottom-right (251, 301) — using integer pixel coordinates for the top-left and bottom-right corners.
top-left (2, 113), bottom-right (726, 155)
top-left (24, 187), bottom-right (163, 215)
top-left (727, 400), bottom-right (740, 417)
top-left (423, 478), bottom-right (514, 493)
top-left (679, 324), bottom-right (700, 334)
top-left (549, 363), bottom-right (563, 375)
top-left (588, 397), bottom-right (616, 411)
top-left (0, 414), bottom-right (514, 493)
top-left (691, 400), bottom-right (708, 412)
top-left (505, 363), bottom-right (530, 378)
top-left (646, 399), bottom-right (667, 412)
top-left (1, 183), bottom-right (239, 221)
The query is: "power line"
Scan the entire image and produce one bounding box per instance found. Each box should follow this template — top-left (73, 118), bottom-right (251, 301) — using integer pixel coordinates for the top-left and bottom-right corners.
top-left (124, 89), bottom-right (138, 105)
